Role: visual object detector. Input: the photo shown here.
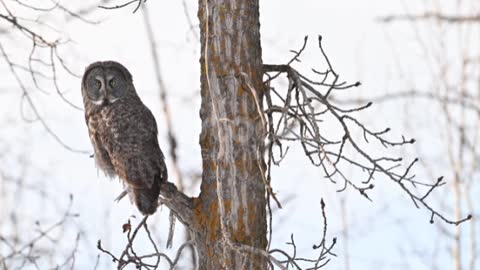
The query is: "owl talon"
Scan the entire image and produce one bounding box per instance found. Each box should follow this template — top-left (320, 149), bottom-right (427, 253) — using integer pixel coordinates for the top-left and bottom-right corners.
top-left (114, 190), bottom-right (128, 202)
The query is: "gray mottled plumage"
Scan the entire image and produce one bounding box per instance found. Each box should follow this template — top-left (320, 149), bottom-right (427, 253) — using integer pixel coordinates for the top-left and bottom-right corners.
top-left (81, 61), bottom-right (167, 215)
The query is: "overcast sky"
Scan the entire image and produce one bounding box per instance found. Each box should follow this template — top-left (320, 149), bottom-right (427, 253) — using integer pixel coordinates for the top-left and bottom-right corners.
top-left (1, 1), bottom-right (478, 269)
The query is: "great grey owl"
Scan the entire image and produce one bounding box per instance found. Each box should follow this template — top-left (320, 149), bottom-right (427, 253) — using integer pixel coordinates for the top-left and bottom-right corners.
top-left (81, 61), bottom-right (167, 215)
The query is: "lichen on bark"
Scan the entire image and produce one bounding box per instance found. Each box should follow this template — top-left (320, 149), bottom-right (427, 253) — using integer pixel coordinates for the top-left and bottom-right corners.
top-left (194, 0), bottom-right (268, 269)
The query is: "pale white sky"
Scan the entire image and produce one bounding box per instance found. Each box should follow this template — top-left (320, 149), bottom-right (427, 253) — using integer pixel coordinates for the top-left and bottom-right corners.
top-left (0, 0), bottom-right (478, 269)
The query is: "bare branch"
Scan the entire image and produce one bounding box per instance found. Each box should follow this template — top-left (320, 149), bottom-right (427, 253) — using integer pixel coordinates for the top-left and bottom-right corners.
top-left (263, 35), bottom-right (472, 226)
top-left (99, 0), bottom-right (146, 13)
top-left (380, 12), bottom-right (480, 23)
top-left (97, 217), bottom-right (197, 270)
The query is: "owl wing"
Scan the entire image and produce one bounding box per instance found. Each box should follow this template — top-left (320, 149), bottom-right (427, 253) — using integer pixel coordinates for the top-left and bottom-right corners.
top-left (105, 104), bottom-right (167, 190)
top-left (87, 114), bottom-right (116, 177)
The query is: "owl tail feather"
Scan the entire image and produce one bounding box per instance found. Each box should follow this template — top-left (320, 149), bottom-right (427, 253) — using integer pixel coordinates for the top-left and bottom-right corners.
top-left (132, 178), bottom-right (161, 216)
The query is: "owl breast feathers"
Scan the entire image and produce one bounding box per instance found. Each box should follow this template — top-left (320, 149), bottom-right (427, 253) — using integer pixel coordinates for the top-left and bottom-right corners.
top-left (81, 61), bottom-right (167, 215)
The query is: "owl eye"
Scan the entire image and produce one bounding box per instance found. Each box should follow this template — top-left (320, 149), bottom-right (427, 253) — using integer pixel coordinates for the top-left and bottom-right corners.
top-left (94, 80), bottom-right (101, 89)
top-left (109, 79), bottom-right (117, 88)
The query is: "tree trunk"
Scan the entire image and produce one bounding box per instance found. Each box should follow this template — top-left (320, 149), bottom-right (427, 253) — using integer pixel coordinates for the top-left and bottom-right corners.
top-left (193, 0), bottom-right (267, 269)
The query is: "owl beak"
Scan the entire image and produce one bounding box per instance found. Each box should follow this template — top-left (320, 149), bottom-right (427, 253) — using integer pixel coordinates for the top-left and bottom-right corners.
top-left (100, 88), bottom-right (109, 105)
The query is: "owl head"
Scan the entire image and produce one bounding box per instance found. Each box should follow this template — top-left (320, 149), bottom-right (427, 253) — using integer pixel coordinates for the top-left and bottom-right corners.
top-left (81, 61), bottom-right (134, 108)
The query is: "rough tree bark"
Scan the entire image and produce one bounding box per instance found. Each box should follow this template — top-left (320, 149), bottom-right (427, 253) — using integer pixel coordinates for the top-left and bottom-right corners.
top-left (192, 0), bottom-right (268, 269)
